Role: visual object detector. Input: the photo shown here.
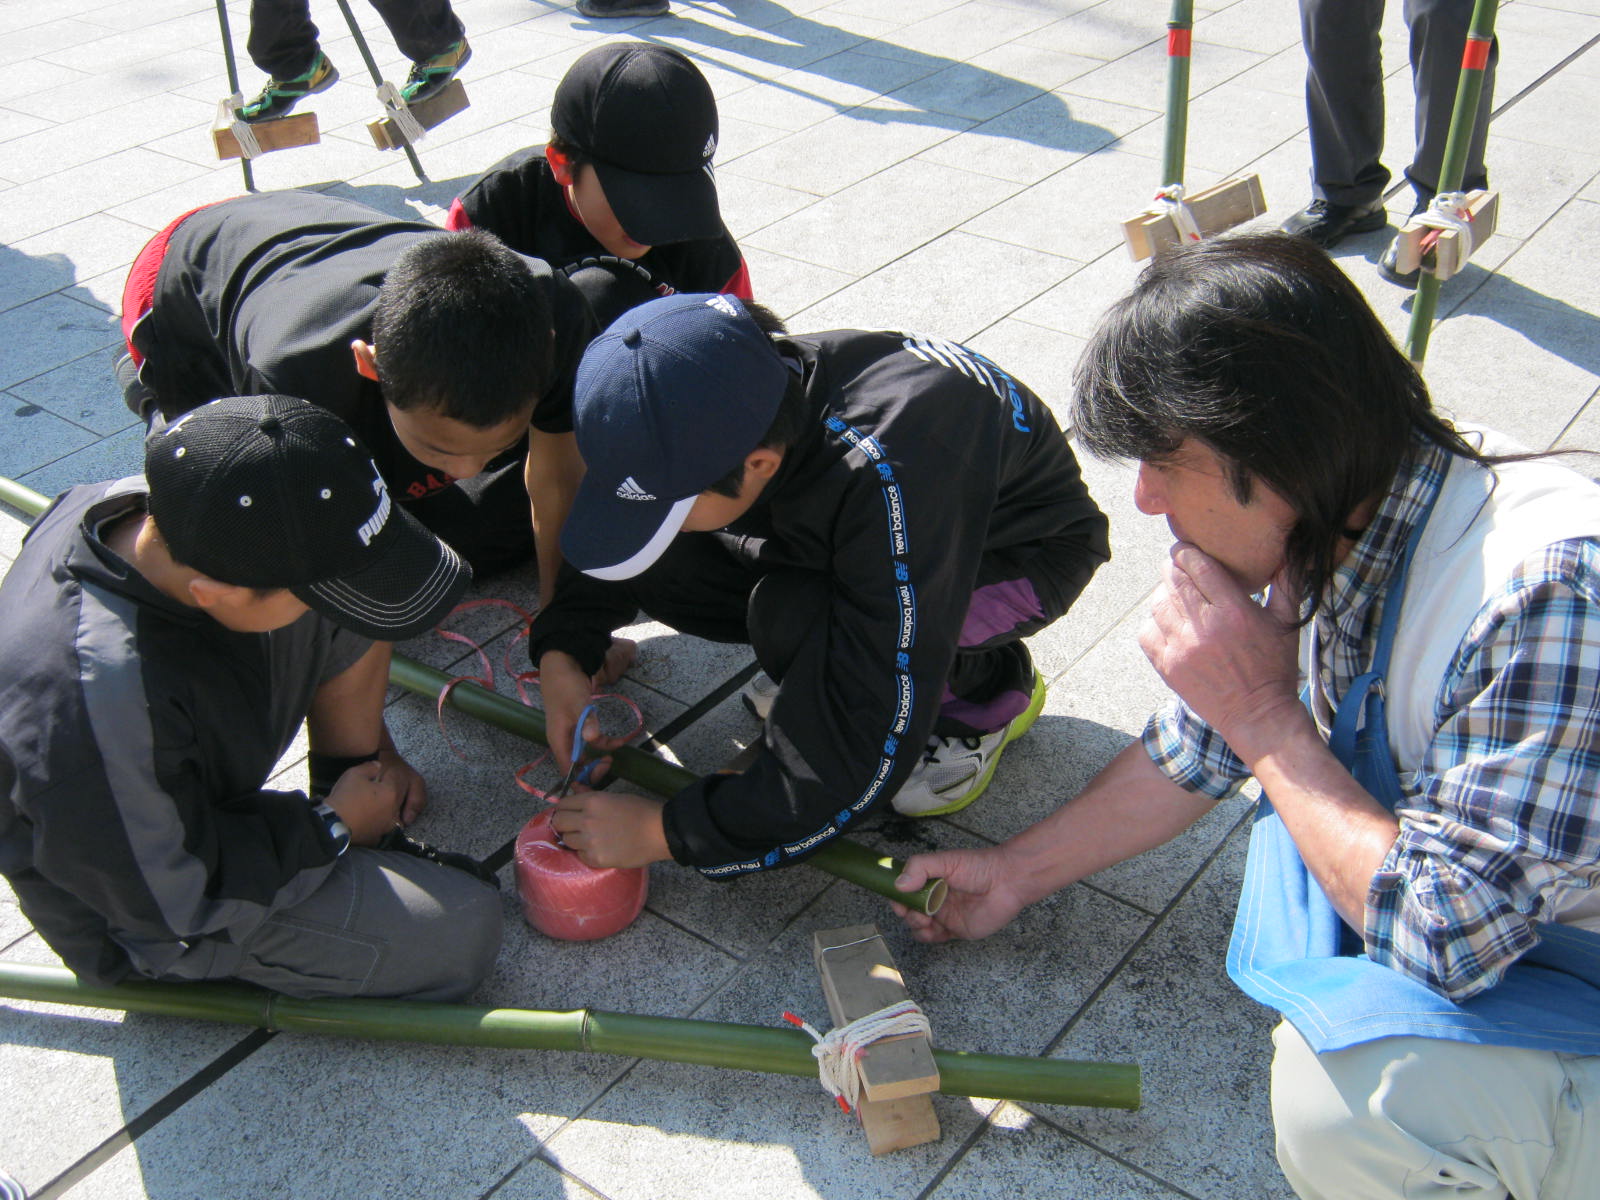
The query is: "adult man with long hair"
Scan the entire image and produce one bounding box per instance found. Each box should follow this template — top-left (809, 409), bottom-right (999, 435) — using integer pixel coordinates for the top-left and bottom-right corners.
top-left (898, 234), bottom-right (1600, 1198)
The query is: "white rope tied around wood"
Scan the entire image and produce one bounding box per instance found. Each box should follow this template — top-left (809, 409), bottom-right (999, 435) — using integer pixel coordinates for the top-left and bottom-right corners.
top-left (219, 96), bottom-right (263, 160)
top-left (1148, 183), bottom-right (1203, 242)
top-left (1413, 191), bottom-right (1473, 237)
top-left (782, 1000), bottom-right (932, 1115)
top-left (376, 82), bottom-right (428, 144)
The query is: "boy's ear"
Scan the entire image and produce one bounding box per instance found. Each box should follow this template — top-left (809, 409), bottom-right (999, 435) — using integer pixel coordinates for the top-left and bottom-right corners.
top-left (745, 447), bottom-right (783, 481)
top-left (186, 575), bottom-right (245, 613)
top-left (351, 339), bottom-right (380, 383)
top-left (546, 143), bottom-right (574, 187)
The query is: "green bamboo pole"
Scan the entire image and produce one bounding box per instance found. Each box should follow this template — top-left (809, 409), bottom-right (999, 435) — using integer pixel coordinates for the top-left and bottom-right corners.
top-left (0, 475), bottom-right (47, 518)
top-left (0, 478), bottom-right (947, 915)
top-left (1161, 0), bottom-right (1195, 188)
top-left (0, 962), bottom-right (1140, 1110)
top-left (388, 655), bottom-right (949, 915)
top-left (1404, 0), bottom-right (1498, 367)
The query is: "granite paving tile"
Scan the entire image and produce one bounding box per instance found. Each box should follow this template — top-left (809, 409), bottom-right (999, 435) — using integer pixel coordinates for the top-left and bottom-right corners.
top-left (720, 100), bottom-right (970, 198)
top-left (963, 146), bottom-right (1197, 262)
top-left (915, 90), bottom-right (1148, 186)
top-left (1033, 821), bottom-right (1295, 1200)
top-left (930, 1103), bottom-right (1192, 1199)
top-left (9, 346), bottom-right (135, 438)
top-left (744, 157), bottom-right (1021, 276)
top-left (791, 229), bottom-right (1077, 342)
top-left (0, 149), bottom-right (211, 244)
top-left (18, 423), bottom-right (144, 496)
top-left (0, 294), bottom-right (120, 394)
top-left (0, 936), bottom-right (251, 1198)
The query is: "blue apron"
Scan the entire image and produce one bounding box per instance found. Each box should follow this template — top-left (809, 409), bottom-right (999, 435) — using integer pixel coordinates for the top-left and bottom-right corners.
top-left (1226, 487), bottom-right (1600, 1054)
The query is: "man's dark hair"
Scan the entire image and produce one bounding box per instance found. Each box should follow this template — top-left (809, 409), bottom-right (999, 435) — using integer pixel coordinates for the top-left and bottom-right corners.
top-left (705, 301), bottom-right (813, 499)
top-left (1072, 231), bottom-right (1488, 605)
top-left (548, 133), bottom-right (590, 169)
top-left (371, 229), bottom-right (552, 426)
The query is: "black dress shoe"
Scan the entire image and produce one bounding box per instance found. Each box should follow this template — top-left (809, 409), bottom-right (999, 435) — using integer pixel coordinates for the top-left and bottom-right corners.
top-left (1378, 236), bottom-right (1421, 288)
top-left (1279, 199), bottom-right (1388, 249)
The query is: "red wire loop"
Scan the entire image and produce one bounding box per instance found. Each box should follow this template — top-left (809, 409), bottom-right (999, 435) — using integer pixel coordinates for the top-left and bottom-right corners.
top-left (428, 600), bottom-right (644, 800)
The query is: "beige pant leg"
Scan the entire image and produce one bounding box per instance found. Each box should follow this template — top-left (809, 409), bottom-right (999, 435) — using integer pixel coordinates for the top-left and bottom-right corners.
top-left (1270, 1019), bottom-right (1600, 1199)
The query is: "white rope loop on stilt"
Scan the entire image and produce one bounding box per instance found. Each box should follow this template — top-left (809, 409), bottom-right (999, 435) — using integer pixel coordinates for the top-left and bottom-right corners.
top-left (1414, 191), bottom-right (1473, 238)
top-left (782, 1000), bottom-right (933, 1115)
top-left (376, 82), bottom-right (428, 144)
top-left (1148, 183), bottom-right (1203, 243)
top-left (220, 95), bottom-right (263, 160)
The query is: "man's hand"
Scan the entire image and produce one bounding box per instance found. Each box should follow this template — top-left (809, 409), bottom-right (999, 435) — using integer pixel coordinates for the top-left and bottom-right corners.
top-left (596, 636), bottom-right (637, 687)
top-left (1140, 544), bottom-right (1308, 763)
top-left (891, 847), bottom-right (1028, 943)
top-left (377, 747), bottom-right (428, 825)
top-left (325, 761), bottom-right (404, 845)
top-left (551, 788), bottom-right (670, 869)
top-left (539, 650), bottom-right (632, 774)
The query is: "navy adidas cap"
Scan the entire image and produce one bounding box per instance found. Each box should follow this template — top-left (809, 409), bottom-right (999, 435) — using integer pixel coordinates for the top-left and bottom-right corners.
top-left (146, 395), bottom-right (470, 640)
top-left (562, 294), bottom-right (788, 581)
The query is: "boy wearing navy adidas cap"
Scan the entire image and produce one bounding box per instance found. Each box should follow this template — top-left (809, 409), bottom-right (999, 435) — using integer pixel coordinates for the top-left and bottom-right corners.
top-left (0, 395), bottom-right (502, 999)
top-left (447, 42), bottom-right (751, 329)
top-left (529, 294), bottom-right (1110, 875)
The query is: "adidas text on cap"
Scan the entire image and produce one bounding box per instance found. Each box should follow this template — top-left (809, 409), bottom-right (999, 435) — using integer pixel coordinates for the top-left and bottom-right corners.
top-left (146, 394), bottom-right (470, 640)
top-left (562, 294), bottom-right (789, 581)
top-left (551, 42), bottom-right (722, 247)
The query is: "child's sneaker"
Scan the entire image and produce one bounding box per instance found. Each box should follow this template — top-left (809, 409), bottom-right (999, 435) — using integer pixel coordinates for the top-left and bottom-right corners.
top-left (741, 669), bottom-right (778, 720)
top-left (236, 51), bottom-right (338, 122)
top-left (891, 670), bottom-right (1048, 817)
top-left (577, 0), bottom-right (671, 16)
top-left (402, 38), bottom-right (470, 104)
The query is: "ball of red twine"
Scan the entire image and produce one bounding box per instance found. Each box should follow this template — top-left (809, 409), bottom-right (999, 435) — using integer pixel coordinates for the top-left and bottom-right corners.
top-left (514, 809), bottom-right (648, 941)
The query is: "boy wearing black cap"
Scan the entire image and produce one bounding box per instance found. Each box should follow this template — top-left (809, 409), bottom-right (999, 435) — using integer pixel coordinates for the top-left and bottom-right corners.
top-left (530, 295), bottom-right (1110, 875)
top-left (0, 396), bottom-right (502, 999)
top-left (120, 188), bottom-right (598, 589)
top-left (447, 42), bottom-right (750, 329)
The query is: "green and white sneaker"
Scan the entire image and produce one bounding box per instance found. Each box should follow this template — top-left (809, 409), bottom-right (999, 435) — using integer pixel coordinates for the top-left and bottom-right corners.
top-left (402, 38), bottom-right (470, 104)
top-left (891, 670), bottom-right (1048, 818)
top-left (236, 51), bottom-right (338, 122)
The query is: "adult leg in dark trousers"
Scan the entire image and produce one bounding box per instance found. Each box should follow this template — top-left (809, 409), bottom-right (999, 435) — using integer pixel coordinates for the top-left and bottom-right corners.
top-left (247, 0), bottom-right (464, 78)
top-left (1289, 0), bottom-right (1496, 246)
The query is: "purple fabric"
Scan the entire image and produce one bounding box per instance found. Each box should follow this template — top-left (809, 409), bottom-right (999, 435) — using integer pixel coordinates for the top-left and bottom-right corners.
top-left (938, 683), bottom-right (1031, 734)
top-left (958, 577), bottom-right (1044, 647)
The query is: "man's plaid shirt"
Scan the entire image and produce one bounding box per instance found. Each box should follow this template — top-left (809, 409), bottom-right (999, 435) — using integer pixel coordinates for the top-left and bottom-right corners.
top-left (1144, 437), bottom-right (1600, 1001)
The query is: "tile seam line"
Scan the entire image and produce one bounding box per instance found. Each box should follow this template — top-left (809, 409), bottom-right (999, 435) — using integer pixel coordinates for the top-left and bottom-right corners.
top-left (28, 1026), bottom-right (276, 1200)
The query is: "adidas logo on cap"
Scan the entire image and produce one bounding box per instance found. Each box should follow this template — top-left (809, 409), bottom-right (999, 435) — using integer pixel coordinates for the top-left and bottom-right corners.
top-left (616, 476), bottom-right (656, 501)
top-left (702, 133), bottom-right (717, 159)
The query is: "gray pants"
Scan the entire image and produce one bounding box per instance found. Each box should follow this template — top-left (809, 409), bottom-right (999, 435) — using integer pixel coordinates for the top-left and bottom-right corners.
top-left (1301, 0), bottom-right (1495, 207)
top-left (226, 849), bottom-right (502, 1002)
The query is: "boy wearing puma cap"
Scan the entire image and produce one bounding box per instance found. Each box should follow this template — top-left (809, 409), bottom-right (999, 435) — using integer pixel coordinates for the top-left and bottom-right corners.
top-left (448, 42), bottom-right (751, 329)
top-left (530, 295), bottom-right (1109, 877)
top-left (0, 395), bottom-right (502, 999)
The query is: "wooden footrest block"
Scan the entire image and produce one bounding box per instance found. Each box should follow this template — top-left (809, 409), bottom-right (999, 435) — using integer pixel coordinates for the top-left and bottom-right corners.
top-left (213, 111), bottom-right (320, 160)
top-left (813, 924), bottom-right (940, 1155)
top-left (1122, 174), bottom-right (1267, 261)
top-left (367, 79), bottom-right (469, 150)
top-left (1393, 189), bottom-right (1498, 281)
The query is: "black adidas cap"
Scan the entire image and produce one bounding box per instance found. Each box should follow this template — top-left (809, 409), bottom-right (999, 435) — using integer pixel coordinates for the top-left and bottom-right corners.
top-left (145, 395), bottom-right (470, 640)
top-left (551, 42), bottom-right (722, 247)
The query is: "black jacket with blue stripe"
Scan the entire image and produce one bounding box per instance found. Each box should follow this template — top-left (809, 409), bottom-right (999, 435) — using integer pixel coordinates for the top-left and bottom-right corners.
top-left (531, 329), bottom-right (1110, 875)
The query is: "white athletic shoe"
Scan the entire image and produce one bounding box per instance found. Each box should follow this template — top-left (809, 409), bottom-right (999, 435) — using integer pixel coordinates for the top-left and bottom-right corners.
top-left (891, 670), bottom-right (1047, 817)
top-left (741, 669), bottom-right (779, 720)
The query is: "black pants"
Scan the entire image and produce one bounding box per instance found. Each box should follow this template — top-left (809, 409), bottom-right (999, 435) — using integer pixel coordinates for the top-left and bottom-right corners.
top-left (247, 0), bottom-right (464, 78)
top-left (1300, 0), bottom-right (1495, 207)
